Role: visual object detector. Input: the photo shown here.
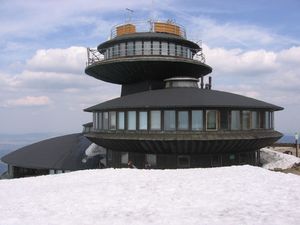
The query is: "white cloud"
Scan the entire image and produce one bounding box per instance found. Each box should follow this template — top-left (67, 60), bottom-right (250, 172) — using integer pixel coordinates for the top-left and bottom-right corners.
top-left (277, 46), bottom-right (300, 65)
top-left (204, 45), bottom-right (278, 75)
top-left (3, 96), bottom-right (51, 107)
top-left (0, 0), bottom-right (152, 40)
top-left (201, 44), bottom-right (300, 107)
top-left (26, 46), bottom-right (87, 74)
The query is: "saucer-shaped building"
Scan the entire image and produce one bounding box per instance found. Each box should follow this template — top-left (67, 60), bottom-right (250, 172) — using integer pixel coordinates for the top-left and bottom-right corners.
top-left (84, 20), bottom-right (283, 169)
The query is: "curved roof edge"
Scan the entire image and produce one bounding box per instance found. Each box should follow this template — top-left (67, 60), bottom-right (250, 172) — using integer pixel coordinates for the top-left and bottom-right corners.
top-left (84, 88), bottom-right (283, 112)
top-left (1, 133), bottom-right (102, 171)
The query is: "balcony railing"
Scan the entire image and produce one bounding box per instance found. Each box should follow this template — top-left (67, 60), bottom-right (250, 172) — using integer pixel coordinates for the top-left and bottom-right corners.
top-left (86, 46), bottom-right (205, 67)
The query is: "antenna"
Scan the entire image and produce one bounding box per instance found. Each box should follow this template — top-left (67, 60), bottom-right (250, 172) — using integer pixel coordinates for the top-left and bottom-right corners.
top-left (125, 8), bottom-right (134, 22)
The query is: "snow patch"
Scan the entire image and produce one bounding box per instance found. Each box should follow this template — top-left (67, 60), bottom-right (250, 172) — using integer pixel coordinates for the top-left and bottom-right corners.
top-left (260, 147), bottom-right (300, 169)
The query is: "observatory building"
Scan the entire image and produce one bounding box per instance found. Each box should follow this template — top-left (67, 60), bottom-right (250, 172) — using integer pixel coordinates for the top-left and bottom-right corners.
top-left (84, 20), bottom-right (283, 169)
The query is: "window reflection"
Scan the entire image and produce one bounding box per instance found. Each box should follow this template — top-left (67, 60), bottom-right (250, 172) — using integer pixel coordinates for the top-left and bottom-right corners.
top-left (164, 110), bottom-right (176, 130)
top-left (118, 112), bottom-right (125, 130)
top-left (135, 41), bottom-right (142, 55)
top-left (103, 112), bottom-right (109, 130)
top-left (178, 111), bottom-right (189, 130)
top-left (231, 111), bottom-right (240, 130)
top-left (150, 111), bottom-right (161, 130)
top-left (161, 42), bottom-right (168, 55)
top-left (98, 112), bottom-right (102, 130)
top-left (120, 43), bottom-right (126, 56)
top-left (127, 42), bottom-right (134, 56)
top-left (251, 111), bottom-right (258, 129)
top-left (109, 111), bottom-right (116, 130)
top-left (265, 112), bottom-right (270, 129)
top-left (192, 110), bottom-right (203, 130)
top-left (220, 110), bottom-right (228, 130)
top-left (139, 111), bottom-right (148, 130)
top-left (128, 111), bottom-right (136, 130)
top-left (206, 110), bottom-right (217, 130)
top-left (153, 41), bottom-right (160, 55)
top-left (242, 111), bottom-right (250, 130)
top-left (169, 43), bottom-right (175, 56)
top-left (144, 41), bottom-right (151, 55)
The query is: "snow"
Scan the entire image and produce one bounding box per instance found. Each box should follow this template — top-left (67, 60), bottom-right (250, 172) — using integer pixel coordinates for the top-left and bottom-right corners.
top-left (0, 166), bottom-right (300, 225)
top-left (260, 147), bottom-right (300, 169)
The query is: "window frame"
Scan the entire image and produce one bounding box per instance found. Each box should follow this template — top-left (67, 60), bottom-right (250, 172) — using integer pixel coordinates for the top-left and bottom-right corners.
top-left (206, 110), bottom-right (218, 131)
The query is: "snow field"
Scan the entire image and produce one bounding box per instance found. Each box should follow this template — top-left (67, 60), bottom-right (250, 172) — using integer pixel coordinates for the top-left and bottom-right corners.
top-left (0, 166), bottom-right (300, 225)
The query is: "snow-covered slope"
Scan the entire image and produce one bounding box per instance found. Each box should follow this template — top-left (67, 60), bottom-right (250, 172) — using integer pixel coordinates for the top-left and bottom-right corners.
top-left (261, 148), bottom-right (300, 169)
top-left (0, 166), bottom-right (299, 225)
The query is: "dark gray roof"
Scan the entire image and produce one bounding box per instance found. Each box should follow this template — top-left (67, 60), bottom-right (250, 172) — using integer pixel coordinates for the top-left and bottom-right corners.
top-left (85, 88), bottom-right (283, 111)
top-left (98, 32), bottom-right (200, 52)
top-left (1, 133), bottom-right (101, 171)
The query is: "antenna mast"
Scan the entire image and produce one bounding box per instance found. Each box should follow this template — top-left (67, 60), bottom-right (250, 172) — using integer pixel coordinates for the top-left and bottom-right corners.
top-left (125, 8), bottom-right (134, 22)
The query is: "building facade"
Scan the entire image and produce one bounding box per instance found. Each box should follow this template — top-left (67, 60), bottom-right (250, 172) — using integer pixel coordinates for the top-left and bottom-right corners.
top-left (84, 20), bottom-right (283, 169)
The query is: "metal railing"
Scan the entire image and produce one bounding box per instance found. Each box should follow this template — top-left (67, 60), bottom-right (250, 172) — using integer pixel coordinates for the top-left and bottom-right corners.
top-left (86, 47), bottom-right (205, 66)
top-left (86, 48), bottom-right (104, 66)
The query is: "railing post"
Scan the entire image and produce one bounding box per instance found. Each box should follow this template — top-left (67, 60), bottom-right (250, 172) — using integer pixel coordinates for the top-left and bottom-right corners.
top-left (87, 48), bottom-right (90, 66)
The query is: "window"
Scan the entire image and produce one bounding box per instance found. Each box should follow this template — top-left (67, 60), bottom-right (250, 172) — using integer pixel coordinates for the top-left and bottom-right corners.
top-left (139, 111), bottom-right (148, 130)
top-left (187, 48), bottom-right (191, 59)
top-left (127, 42), bottom-right (134, 56)
top-left (206, 110), bottom-right (218, 130)
top-left (107, 47), bottom-right (112, 59)
top-left (107, 149), bottom-right (113, 162)
top-left (177, 155), bottom-right (190, 168)
top-left (270, 112), bottom-right (274, 129)
top-left (120, 43), bottom-right (126, 56)
top-left (161, 42), bottom-right (168, 55)
top-left (103, 112), bottom-right (109, 130)
top-left (164, 110), bottom-right (176, 131)
top-left (153, 41), bottom-right (160, 55)
top-left (192, 110), bottom-right (203, 130)
top-left (265, 111), bottom-right (270, 129)
top-left (144, 41), bottom-right (151, 55)
top-left (150, 110), bottom-right (161, 130)
top-left (169, 43), bottom-right (175, 56)
top-left (178, 111), bottom-right (189, 130)
top-left (127, 111), bottom-right (136, 130)
top-left (109, 111), bottom-right (116, 130)
top-left (98, 112), bottom-right (102, 130)
top-left (135, 41), bottom-right (142, 55)
top-left (145, 154), bottom-right (157, 166)
top-left (176, 45), bottom-right (182, 56)
top-left (93, 112), bottom-right (97, 129)
top-left (259, 111), bottom-right (265, 129)
top-left (251, 111), bottom-right (258, 129)
top-left (112, 45), bottom-right (119, 57)
top-left (242, 111), bottom-right (251, 130)
top-left (182, 46), bottom-right (187, 57)
top-left (220, 110), bottom-right (229, 130)
top-left (231, 110), bottom-right (240, 130)
top-left (121, 152), bottom-right (128, 164)
top-left (118, 112), bottom-right (125, 130)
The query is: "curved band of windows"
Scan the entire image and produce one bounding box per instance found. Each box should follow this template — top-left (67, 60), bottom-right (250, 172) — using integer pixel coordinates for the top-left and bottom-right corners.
top-left (92, 110), bottom-right (274, 132)
top-left (103, 40), bottom-right (197, 60)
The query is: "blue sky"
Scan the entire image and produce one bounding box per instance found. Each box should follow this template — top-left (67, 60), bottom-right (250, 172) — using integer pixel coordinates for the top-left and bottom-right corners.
top-left (0, 0), bottom-right (300, 134)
